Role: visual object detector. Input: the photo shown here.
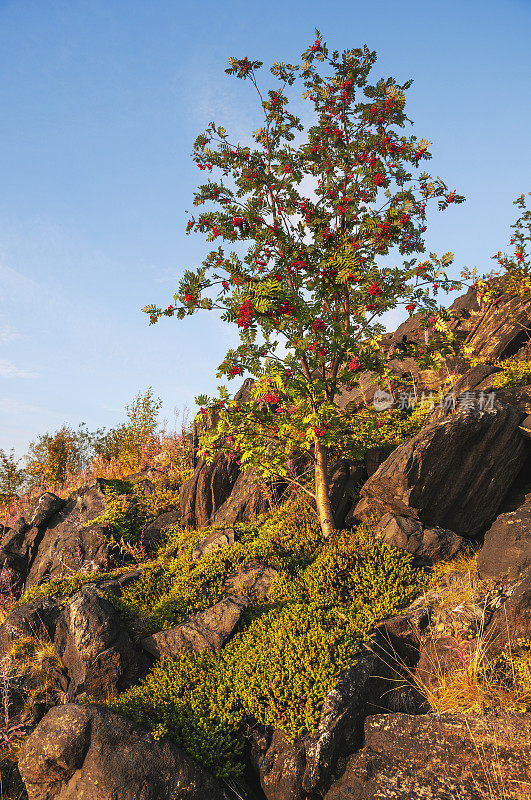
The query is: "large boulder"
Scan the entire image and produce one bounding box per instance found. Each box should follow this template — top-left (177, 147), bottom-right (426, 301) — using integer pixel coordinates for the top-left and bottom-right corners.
top-left (477, 495), bottom-right (531, 581)
top-left (211, 468), bottom-right (274, 527)
top-left (374, 513), bottom-right (473, 565)
top-left (324, 712), bottom-right (531, 800)
top-left (141, 594), bottom-right (248, 658)
top-left (18, 703), bottom-right (228, 800)
top-left (0, 598), bottom-right (61, 657)
top-left (179, 452), bottom-right (240, 529)
top-left (54, 584), bottom-right (149, 700)
top-left (353, 405), bottom-right (528, 538)
top-left (24, 481), bottom-right (116, 588)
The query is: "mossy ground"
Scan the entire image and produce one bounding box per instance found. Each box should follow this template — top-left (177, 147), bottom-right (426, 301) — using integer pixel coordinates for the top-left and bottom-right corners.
top-left (102, 501), bottom-right (427, 780)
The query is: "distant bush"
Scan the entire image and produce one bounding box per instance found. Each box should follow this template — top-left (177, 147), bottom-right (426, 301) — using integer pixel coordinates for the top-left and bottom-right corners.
top-left (25, 424), bottom-right (97, 488)
top-left (93, 388), bottom-right (162, 472)
top-left (0, 448), bottom-right (26, 505)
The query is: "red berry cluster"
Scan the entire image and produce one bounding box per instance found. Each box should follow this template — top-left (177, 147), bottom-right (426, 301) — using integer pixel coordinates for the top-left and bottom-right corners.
top-left (237, 299), bottom-right (253, 329)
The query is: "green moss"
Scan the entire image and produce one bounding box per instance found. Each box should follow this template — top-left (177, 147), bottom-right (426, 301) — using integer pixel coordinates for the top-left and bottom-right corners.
top-left (17, 566), bottom-right (136, 605)
top-left (490, 358), bottom-right (531, 389)
top-left (106, 505), bottom-right (427, 779)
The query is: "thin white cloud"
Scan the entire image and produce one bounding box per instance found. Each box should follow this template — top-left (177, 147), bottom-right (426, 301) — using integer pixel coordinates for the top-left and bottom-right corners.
top-left (0, 359), bottom-right (34, 378)
top-left (0, 322), bottom-right (20, 343)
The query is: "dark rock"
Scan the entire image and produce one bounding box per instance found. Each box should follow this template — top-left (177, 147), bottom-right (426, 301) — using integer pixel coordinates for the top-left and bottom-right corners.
top-left (27, 493), bottom-right (65, 528)
top-left (374, 513), bottom-right (473, 565)
top-left (372, 589), bottom-right (439, 675)
top-left (0, 760), bottom-right (27, 800)
top-left (0, 494), bottom-right (65, 580)
top-left (496, 384), bottom-right (531, 414)
top-left (520, 413), bottom-right (531, 439)
top-left (253, 651), bottom-right (401, 800)
top-left (487, 574), bottom-right (531, 649)
top-left (463, 291), bottom-right (531, 361)
top-left (179, 452), bottom-right (240, 529)
top-left (364, 448), bottom-right (391, 477)
top-left (477, 495), bottom-right (531, 581)
top-left (97, 568), bottom-right (144, 592)
top-left (224, 560), bottom-right (278, 599)
top-left (451, 364), bottom-right (503, 395)
top-left (0, 599), bottom-right (61, 657)
top-left (53, 584), bottom-right (149, 700)
top-left (18, 703), bottom-right (228, 800)
top-left (141, 594), bottom-right (248, 657)
top-left (324, 712), bottom-right (531, 800)
top-left (329, 460), bottom-right (366, 529)
top-left (354, 405), bottom-right (528, 537)
top-left (24, 481), bottom-right (116, 588)
top-left (192, 528), bottom-right (235, 562)
top-left (211, 468), bottom-right (274, 527)
top-left (141, 508), bottom-right (181, 551)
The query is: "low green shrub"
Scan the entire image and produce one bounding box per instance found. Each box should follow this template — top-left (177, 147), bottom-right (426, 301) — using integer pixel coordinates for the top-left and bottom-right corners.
top-left (106, 504), bottom-right (427, 779)
top-left (490, 358), bottom-right (531, 389)
top-left (17, 566), bottom-right (134, 605)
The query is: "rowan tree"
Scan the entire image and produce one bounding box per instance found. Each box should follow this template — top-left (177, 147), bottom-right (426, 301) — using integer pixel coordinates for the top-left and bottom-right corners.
top-left (144, 32), bottom-right (466, 537)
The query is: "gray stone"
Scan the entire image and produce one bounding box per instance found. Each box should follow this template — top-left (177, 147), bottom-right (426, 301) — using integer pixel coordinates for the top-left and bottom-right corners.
top-left (54, 584), bottom-right (149, 699)
top-left (192, 528), bottom-right (235, 561)
top-left (374, 513), bottom-right (473, 565)
top-left (211, 468), bottom-right (273, 527)
top-left (18, 703), bottom-right (228, 800)
top-left (141, 594), bottom-right (248, 657)
top-left (324, 712), bottom-right (531, 800)
top-left (477, 495), bottom-right (531, 580)
top-left (24, 480), bottom-right (115, 588)
top-left (354, 405), bottom-right (528, 538)
top-left (223, 560), bottom-right (278, 598)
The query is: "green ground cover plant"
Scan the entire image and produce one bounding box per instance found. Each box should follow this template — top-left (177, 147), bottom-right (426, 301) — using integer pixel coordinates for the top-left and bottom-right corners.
top-left (104, 499), bottom-right (427, 779)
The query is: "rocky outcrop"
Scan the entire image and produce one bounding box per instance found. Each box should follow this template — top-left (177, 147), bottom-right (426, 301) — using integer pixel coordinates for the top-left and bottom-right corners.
top-left (353, 405), bottom-right (529, 537)
top-left (211, 468), bottom-right (273, 527)
top-left (24, 480), bottom-right (116, 588)
top-left (324, 712), bottom-right (531, 800)
top-left (0, 493), bottom-right (65, 578)
top-left (18, 703), bottom-right (229, 800)
top-left (141, 594), bottom-right (248, 658)
top-left (374, 513), bottom-right (473, 565)
top-left (477, 494), bottom-right (531, 581)
top-left (53, 584), bottom-right (149, 700)
top-left (0, 585), bottom-right (148, 707)
top-left (179, 452), bottom-right (240, 529)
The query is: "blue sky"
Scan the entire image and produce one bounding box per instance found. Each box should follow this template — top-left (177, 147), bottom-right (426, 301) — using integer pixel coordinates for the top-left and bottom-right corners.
top-left (1, 0), bottom-right (530, 457)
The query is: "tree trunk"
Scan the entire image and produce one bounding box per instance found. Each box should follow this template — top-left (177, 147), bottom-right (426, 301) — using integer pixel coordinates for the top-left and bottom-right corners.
top-left (313, 433), bottom-right (335, 539)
